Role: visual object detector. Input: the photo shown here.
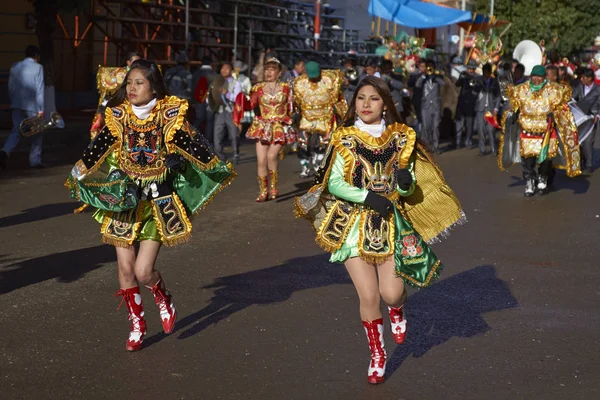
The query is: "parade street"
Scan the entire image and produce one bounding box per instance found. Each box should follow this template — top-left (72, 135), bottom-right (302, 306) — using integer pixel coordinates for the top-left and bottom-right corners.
top-left (1, 138), bottom-right (599, 400)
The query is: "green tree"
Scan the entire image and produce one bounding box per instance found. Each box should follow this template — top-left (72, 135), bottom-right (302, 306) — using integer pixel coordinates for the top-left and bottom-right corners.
top-left (472, 0), bottom-right (600, 58)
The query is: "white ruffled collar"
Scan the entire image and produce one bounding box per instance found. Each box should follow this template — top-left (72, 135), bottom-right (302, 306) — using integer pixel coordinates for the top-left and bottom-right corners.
top-left (131, 98), bottom-right (157, 120)
top-left (354, 117), bottom-right (386, 138)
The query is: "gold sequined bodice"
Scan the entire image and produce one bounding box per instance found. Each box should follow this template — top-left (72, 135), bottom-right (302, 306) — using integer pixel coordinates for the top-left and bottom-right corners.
top-left (509, 82), bottom-right (572, 133)
top-left (259, 91), bottom-right (288, 120)
top-left (105, 96), bottom-right (189, 183)
top-left (294, 69), bottom-right (345, 135)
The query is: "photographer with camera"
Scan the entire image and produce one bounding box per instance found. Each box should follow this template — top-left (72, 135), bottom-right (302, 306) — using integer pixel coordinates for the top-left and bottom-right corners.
top-left (474, 63), bottom-right (501, 155)
top-left (455, 60), bottom-right (480, 149)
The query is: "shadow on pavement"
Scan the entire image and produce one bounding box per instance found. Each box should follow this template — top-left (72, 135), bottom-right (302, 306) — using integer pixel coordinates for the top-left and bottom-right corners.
top-left (0, 202), bottom-right (81, 228)
top-left (144, 258), bottom-right (518, 370)
top-left (386, 264), bottom-right (518, 379)
top-left (142, 253), bottom-right (345, 348)
top-left (275, 181), bottom-right (314, 202)
top-left (0, 244), bottom-right (115, 294)
top-left (508, 172), bottom-right (590, 195)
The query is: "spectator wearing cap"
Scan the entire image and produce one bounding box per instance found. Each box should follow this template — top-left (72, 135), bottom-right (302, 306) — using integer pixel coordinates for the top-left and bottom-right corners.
top-left (164, 50), bottom-right (193, 100)
top-left (192, 55), bottom-right (217, 143)
top-left (449, 56), bottom-right (466, 81)
top-left (1, 45), bottom-right (45, 169)
top-left (234, 60), bottom-right (252, 96)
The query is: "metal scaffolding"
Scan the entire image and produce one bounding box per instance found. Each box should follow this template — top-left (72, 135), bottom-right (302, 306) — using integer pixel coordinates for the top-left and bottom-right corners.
top-left (86, 0), bottom-right (373, 69)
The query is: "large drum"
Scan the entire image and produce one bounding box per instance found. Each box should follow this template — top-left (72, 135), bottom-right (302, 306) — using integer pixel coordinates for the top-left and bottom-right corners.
top-left (569, 101), bottom-right (595, 143)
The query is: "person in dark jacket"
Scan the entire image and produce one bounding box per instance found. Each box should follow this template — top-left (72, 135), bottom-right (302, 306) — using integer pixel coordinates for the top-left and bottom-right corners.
top-left (572, 68), bottom-right (600, 171)
top-left (381, 59), bottom-right (404, 116)
top-left (415, 60), bottom-right (445, 153)
top-left (455, 60), bottom-right (479, 148)
top-left (474, 63), bottom-right (501, 155)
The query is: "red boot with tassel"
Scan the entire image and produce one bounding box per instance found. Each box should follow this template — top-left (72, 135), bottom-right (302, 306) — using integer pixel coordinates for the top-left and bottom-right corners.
top-left (388, 305), bottom-right (407, 344)
top-left (362, 318), bottom-right (386, 384)
top-left (146, 276), bottom-right (177, 334)
top-left (115, 286), bottom-right (147, 352)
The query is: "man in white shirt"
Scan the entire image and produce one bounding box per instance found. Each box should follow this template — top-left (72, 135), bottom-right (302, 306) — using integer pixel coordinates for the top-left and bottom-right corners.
top-left (1, 45), bottom-right (45, 169)
top-left (213, 62), bottom-right (242, 163)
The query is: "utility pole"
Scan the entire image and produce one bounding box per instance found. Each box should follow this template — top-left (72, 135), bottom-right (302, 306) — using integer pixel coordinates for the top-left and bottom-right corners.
top-left (185, 0), bottom-right (190, 51)
top-left (233, 2), bottom-right (238, 63)
top-left (459, 0), bottom-right (466, 56)
top-left (314, 0), bottom-right (321, 51)
top-left (490, 0), bottom-right (494, 35)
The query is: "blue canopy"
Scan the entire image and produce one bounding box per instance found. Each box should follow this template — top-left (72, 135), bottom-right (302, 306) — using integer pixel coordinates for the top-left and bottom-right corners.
top-left (368, 0), bottom-right (472, 29)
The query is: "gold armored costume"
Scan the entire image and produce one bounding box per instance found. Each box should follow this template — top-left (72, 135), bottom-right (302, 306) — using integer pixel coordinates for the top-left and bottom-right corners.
top-left (499, 82), bottom-right (581, 177)
top-left (294, 69), bottom-right (348, 137)
top-left (294, 123), bottom-right (465, 287)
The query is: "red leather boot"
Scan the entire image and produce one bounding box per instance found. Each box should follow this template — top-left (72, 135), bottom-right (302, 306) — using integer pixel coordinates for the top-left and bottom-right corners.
top-left (115, 287), bottom-right (146, 352)
top-left (146, 276), bottom-right (177, 334)
top-left (388, 305), bottom-right (407, 344)
top-left (362, 318), bottom-right (386, 384)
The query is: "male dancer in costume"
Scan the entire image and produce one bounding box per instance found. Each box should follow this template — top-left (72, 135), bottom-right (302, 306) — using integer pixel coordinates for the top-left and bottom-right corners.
top-left (499, 65), bottom-right (581, 196)
top-left (294, 61), bottom-right (347, 177)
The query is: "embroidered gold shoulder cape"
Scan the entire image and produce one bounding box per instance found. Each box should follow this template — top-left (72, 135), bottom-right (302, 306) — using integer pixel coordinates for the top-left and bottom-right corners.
top-left (294, 123), bottom-right (465, 246)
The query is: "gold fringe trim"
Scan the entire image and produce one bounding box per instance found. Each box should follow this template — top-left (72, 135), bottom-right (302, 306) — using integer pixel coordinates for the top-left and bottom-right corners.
top-left (356, 212), bottom-right (395, 265)
top-left (162, 97), bottom-right (190, 146)
top-left (357, 253), bottom-right (394, 266)
top-left (293, 195), bottom-right (309, 219)
top-left (74, 204), bottom-right (89, 214)
top-left (424, 210), bottom-right (467, 245)
top-left (101, 236), bottom-right (134, 249)
top-left (177, 146), bottom-right (223, 171)
top-left (396, 259), bottom-right (443, 288)
top-left (401, 146), bottom-right (465, 244)
top-left (100, 206), bottom-right (143, 246)
top-left (65, 176), bottom-right (84, 208)
top-left (161, 233), bottom-right (192, 247)
top-left (313, 203), bottom-right (359, 253)
top-left (104, 107), bottom-right (124, 142)
top-left (151, 193), bottom-right (193, 246)
top-left (191, 163), bottom-right (237, 217)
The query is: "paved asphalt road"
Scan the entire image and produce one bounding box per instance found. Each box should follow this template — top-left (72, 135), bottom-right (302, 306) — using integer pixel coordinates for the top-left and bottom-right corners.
top-left (1, 132), bottom-right (599, 400)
